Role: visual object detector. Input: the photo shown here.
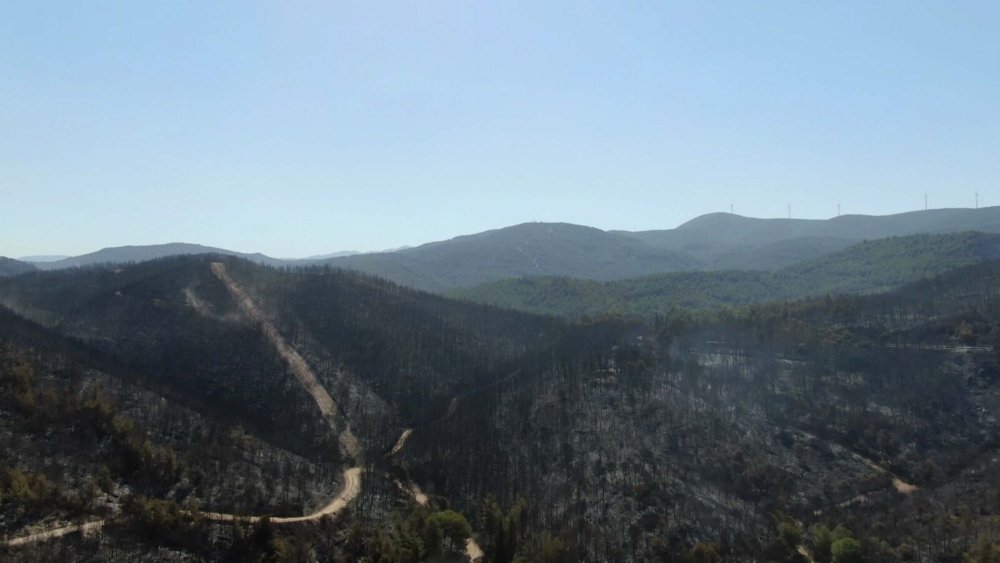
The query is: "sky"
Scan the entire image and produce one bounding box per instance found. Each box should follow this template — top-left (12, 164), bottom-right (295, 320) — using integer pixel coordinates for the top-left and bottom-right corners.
top-left (2, 1), bottom-right (999, 258)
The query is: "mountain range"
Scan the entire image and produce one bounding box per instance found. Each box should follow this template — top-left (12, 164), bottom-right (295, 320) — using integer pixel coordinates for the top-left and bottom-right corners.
top-left (7, 207), bottom-right (1000, 291)
top-left (622, 206), bottom-right (1000, 258)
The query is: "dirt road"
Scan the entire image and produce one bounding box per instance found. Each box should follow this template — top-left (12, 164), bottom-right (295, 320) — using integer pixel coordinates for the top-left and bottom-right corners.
top-left (5, 468), bottom-right (363, 547)
top-left (387, 427), bottom-right (428, 506)
top-left (387, 427), bottom-right (479, 560)
top-left (210, 262), bottom-right (361, 462)
top-left (5, 520), bottom-right (104, 547)
top-left (387, 428), bottom-right (413, 457)
top-left (466, 537), bottom-right (485, 562)
top-left (201, 467), bottom-right (363, 524)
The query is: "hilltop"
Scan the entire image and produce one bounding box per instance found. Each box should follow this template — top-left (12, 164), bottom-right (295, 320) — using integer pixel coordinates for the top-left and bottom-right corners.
top-left (621, 206), bottom-right (1000, 269)
top-left (323, 222), bottom-right (700, 291)
top-left (30, 243), bottom-right (288, 271)
top-left (0, 257), bottom-right (35, 277)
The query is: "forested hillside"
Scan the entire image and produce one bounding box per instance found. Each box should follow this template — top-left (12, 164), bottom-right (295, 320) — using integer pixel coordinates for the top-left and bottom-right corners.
top-left (1, 255), bottom-right (998, 561)
top-left (0, 258), bottom-right (35, 277)
top-left (324, 222), bottom-right (700, 291)
top-left (450, 232), bottom-right (1000, 317)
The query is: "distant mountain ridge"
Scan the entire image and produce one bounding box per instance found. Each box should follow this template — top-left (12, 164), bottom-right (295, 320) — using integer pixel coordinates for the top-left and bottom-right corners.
top-left (11, 207), bottom-right (1000, 289)
top-left (0, 257), bottom-right (36, 277)
top-left (301, 250), bottom-right (361, 260)
top-left (18, 254), bottom-right (71, 262)
top-left (321, 207), bottom-right (1000, 288)
top-left (621, 206), bottom-right (1000, 269)
top-left (30, 243), bottom-right (289, 271)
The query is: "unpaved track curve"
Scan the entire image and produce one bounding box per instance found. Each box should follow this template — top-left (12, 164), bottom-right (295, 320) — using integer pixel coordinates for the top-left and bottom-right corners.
top-left (6, 469), bottom-right (363, 547)
top-left (201, 467), bottom-right (363, 524)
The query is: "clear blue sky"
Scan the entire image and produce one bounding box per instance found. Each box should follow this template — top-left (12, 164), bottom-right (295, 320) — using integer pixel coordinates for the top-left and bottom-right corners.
top-left (3, 1), bottom-right (999, 258)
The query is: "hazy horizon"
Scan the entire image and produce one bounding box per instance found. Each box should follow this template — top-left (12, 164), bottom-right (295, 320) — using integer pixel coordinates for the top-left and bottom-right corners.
top-left (7, 205), bottom-right (998, 261)
top-left (4, 2), bottom-right (998, 257)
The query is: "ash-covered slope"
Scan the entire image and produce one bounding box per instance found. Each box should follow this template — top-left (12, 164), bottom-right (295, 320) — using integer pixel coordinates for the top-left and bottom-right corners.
top-left (409, 261), bottom-right (1000, 561)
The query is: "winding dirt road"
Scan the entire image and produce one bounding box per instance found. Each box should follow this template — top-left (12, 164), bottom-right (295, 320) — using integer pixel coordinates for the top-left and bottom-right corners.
top-left (210, 262), bottom-right (361, 462)
top-left (201, 467), bottom-right (363, 524)
top-left (6, 468), bottom-right (363, 547)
